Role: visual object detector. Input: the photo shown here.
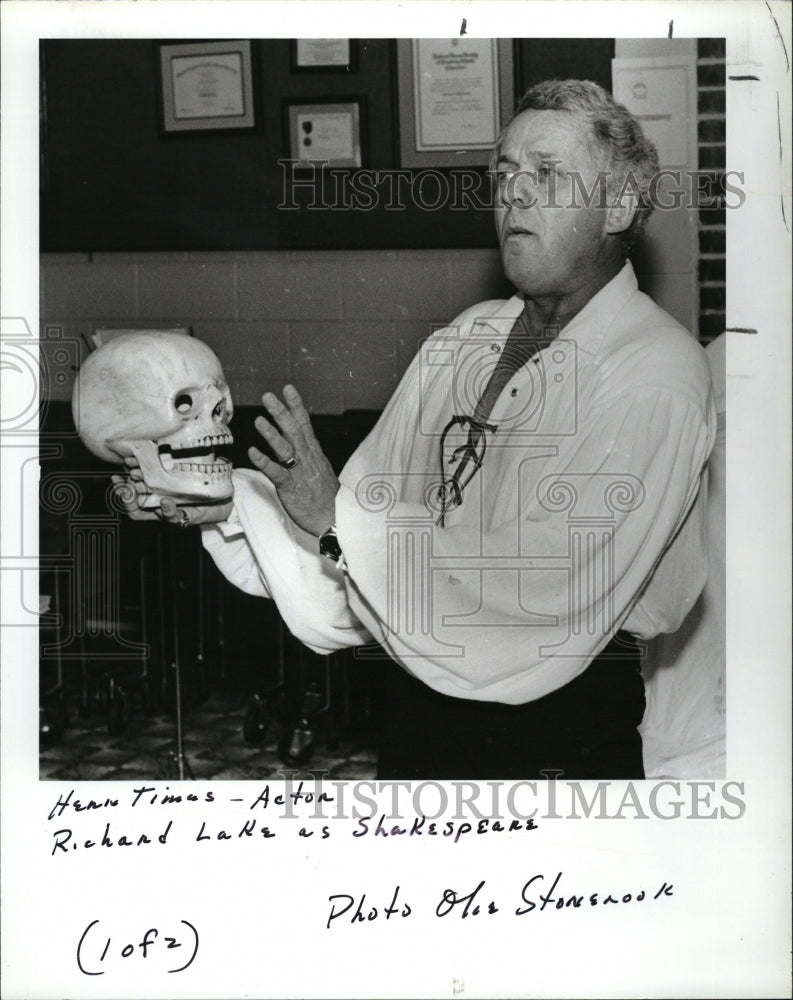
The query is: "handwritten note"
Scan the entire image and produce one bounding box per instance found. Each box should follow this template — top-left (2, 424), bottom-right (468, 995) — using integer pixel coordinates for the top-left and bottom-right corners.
top-left (47, 782), bottom-right (549, 854)
top-left (325, 874), bottom-right (674, 930)
top-left (77, 919), bottom-right (199, 976)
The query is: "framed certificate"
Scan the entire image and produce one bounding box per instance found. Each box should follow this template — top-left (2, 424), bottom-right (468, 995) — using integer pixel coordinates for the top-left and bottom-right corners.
top-left (292, 39), bottom-right (357, 72)
top-left (284, 98), bottom-right (364, 168)
top-left (157, 40), bottom-right (256, 133)
top-left (396, 38), bottom-right (515, 167)
top-left (612, 56), bottom-right (696, 167)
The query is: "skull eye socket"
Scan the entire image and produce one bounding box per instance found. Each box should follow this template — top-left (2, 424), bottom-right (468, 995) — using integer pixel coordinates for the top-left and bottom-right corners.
top-left (175, 393), bottom-right (193, 414)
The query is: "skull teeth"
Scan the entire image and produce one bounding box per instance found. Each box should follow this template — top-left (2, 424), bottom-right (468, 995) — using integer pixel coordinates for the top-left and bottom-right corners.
top-left (174, 460), bottom-right (231, 475)
top-left (159, 451), bottom-right (231, 474)
top-left (158, 432), bottom-right (233, 456)
top-left (194, 433), bottom-right (233, 448)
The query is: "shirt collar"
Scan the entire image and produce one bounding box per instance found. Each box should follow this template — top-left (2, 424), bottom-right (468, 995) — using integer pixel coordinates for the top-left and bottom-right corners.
top-left (472, 260), bottom-right (639, 357)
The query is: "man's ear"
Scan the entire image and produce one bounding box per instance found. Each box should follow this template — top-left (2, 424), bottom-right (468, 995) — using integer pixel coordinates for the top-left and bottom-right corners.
top-left (606, 188), bottom-right (639, 235)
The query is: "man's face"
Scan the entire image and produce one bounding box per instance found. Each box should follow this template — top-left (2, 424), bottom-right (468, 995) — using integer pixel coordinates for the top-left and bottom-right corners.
top-left (493, 109), bottom-right (614, 299)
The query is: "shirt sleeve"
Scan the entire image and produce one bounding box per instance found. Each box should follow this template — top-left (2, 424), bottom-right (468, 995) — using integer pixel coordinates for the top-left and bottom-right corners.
top-left (335, 387), bottom-right (714, 704)
top-left (201, 469), bottom-right (373, 654)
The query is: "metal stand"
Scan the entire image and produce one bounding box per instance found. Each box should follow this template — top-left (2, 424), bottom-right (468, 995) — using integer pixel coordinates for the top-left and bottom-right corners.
top-left (40, 585), bottom-right (68, 744)
top-left (168, 532), bottom-right (193, 780)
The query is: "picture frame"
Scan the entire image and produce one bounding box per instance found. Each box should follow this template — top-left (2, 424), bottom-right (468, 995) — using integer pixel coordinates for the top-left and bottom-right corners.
top-left (395, 38), bottom-right (515, 168)
top-left (291, 38), bottom-right (357, 72)
top-left (284, 97), bottom-right (364, 168)
top-left (157, 39), bottom-right (256, 133)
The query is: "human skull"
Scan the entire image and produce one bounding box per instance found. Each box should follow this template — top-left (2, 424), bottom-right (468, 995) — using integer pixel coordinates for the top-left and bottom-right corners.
top-left (72, 331), bottom-right (234, 503)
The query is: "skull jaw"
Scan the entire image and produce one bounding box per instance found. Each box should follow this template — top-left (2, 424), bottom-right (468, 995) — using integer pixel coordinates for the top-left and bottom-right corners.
top-left (126, 440), bottom-right (233, 502)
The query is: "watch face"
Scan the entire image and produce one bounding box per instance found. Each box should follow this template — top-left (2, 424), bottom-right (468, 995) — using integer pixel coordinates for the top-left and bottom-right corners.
top-left (319, 530), bottom-right (342, 561)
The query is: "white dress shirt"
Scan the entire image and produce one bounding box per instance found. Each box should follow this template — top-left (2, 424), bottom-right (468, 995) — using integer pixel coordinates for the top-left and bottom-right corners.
top-left (203, 261), bottom-right (716, 706)
top-left (639, 333), bottom-right (726, 777)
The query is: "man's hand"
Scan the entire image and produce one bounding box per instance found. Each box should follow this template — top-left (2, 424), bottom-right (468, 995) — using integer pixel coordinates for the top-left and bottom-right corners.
top-left (249, 385), bottom-right (339, 537)
top-left (112, 461), bottom-right (233, 527)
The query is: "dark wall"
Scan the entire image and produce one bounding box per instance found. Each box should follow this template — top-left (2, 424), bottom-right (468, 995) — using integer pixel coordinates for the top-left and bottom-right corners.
top-left (40, 38), bottom-right (614, 252)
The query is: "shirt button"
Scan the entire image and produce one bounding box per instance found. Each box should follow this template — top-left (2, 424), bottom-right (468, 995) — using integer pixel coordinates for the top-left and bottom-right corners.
top-left (510, 387), bottom-right (518, 396)
top-left (490, 343), bottom-right (500, 353)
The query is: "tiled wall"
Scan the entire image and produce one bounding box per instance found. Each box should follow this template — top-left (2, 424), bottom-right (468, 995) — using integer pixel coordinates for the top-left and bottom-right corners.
top-left (40, 237), bottom-right (701, 415)
top-left (40, 249), bottom-right (513, 411)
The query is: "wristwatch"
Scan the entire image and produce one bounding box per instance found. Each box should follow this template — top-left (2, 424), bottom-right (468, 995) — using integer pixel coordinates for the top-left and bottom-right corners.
top-left (318, 524), bottom-right (343, 563)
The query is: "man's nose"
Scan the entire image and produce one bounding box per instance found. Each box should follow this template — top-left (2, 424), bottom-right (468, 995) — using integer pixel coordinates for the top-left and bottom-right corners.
top-left (500, 169), bottom-right (538, 208)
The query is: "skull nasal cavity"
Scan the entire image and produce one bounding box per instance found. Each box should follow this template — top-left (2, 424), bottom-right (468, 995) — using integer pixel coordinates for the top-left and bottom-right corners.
top-left (213, 400), bottom-right (226, 420)
top-left (175, 393), bottom-right (193, 414)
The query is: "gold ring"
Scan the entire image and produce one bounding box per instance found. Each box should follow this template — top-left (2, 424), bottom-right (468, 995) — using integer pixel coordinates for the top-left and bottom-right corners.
top-left (282, 455), bottom-right (298, 470)
top-left (177, 509), bottom-right (191, 528)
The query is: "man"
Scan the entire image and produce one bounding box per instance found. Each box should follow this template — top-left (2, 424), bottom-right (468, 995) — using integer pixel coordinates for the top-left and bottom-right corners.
top-left (127, 80), bottom-right (716, 779)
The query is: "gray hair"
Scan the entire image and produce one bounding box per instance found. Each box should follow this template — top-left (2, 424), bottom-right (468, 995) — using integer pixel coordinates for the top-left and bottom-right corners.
top-left (496, 79), bottom-right (660, 253)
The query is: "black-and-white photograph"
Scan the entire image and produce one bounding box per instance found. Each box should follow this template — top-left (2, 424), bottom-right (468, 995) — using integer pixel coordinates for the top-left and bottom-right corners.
top-left (37, 34), bottom-right (725, 785)
top-left (1, 3), bottom-right (790, 998)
